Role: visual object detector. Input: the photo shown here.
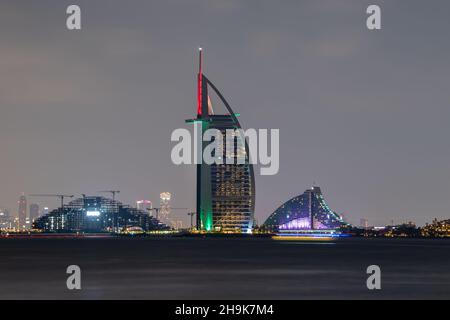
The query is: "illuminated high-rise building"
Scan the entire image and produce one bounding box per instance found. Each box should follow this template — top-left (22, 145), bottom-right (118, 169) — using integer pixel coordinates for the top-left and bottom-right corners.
top-left (360, 218), bottom-right (369, 229)
top-left (18, 193), bottom-right (27, 230)
top-left (0, 208), bottom-right (9, 218)
top-left (0, 209), bottom-right (12, 230)
top-left (159, 192), bottom-right (171, 223)
top-left (186, 49), bottom-right (255, 233)
top-left (136, 200), bottom-right (152, 214)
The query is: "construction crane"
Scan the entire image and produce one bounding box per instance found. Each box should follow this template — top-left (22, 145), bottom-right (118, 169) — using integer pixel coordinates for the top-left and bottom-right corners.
top-left (29, 194), bottom-right (74, 213)
top-left (187, 212), bottom-right (196, 230)
top-left (98, 190), bottom-right (120, 202)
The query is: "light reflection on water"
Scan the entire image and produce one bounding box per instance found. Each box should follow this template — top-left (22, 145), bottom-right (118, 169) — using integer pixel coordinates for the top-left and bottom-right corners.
top-left (277, 241), bottom-right (336, 245)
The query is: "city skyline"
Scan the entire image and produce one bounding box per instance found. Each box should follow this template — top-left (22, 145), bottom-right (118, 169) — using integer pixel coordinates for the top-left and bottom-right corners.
top-left (1, 0), bottom-right (450, 227)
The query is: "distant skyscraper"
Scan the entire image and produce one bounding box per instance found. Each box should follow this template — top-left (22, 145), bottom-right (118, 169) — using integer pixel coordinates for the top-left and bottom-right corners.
top-left (18, 194), bottom-right (27, 229)
top-left (29, 203), bottom-right (40, 222)
top-left (136, 200), bottom-right (152, 214)
top-left (360, 218), bottom-right (369, 229)
top-left (0, 209), bottom-right (11, 230)
top-left (41, 207), bottom-right (49, 216)
top-left (0, 208), bottom-right (9, 218)
top-left (159, 192), bottom-right (171, 223)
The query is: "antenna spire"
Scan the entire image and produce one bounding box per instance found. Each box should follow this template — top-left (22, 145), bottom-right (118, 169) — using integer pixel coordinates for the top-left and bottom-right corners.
top-left (198, 47), bottom-right (203, 75)
top-left (197, 47), bottom-right (203, 116)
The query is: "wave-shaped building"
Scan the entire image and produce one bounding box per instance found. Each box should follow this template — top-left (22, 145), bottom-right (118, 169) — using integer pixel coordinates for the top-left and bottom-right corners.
top-left (263, 186), bottom-right (346, 232)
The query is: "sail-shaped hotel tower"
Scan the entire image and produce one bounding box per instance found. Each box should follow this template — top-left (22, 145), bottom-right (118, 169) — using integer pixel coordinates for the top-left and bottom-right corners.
top-left (187, 49), bottom-right (255, 233)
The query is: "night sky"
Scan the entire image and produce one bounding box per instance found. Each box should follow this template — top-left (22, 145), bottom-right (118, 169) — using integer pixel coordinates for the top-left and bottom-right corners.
top-left (1, 0), bottom-right (449, 227)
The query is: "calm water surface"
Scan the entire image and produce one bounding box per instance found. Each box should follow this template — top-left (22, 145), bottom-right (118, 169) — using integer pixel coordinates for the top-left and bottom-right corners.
top-left (0, 237), bottom-right (448, 299)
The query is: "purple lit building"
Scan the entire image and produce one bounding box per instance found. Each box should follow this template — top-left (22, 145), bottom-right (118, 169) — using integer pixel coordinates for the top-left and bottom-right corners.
top-left (263, 186), bottom-right (347, 232)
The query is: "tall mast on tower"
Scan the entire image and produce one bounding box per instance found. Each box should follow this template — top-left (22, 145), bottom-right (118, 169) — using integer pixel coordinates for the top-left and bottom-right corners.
top-left (197, 48), bottom-right (203, 116)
